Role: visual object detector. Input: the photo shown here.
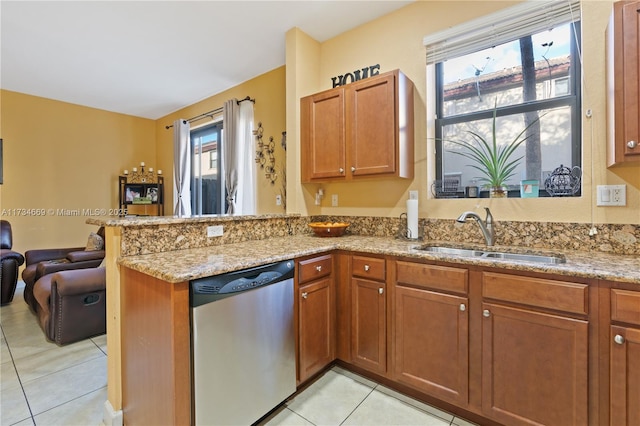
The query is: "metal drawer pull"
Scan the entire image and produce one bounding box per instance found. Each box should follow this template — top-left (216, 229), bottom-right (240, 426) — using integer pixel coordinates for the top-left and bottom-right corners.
top-left (459, 304), bottom-right (466, 312)
top-left (351, 166), bottom-right (356, 172)
top-left (627, 140), bottom-right (638, 149)
top-left (302, 292), bottom-right (308, 299)
top-left (379, 288), bottom-right (384, 295)
top-left (339, 168), bottom-right (345, 174)
top-left (483, 309), bottom-right (490, 318)
top-left (315, 265), bottom-right (322, 272)
top-left (614, 334), bottom-right (625, 345)
top-left (364, 265), bottom-right (370, 271)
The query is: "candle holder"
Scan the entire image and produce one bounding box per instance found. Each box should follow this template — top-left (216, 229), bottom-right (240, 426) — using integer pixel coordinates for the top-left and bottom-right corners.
top-left (123, 161), bottom-right (162, 183)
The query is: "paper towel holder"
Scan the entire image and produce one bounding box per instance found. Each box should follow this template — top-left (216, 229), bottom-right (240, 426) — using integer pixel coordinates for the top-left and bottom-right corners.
top-left (398, 213), bottom-right (423, 240)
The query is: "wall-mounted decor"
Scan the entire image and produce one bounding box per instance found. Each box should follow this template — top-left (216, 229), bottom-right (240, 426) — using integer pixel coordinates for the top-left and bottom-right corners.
top-left (254, 122), bottom-right (277, 185)
top-left (331, 64), bottom-right (380, 88)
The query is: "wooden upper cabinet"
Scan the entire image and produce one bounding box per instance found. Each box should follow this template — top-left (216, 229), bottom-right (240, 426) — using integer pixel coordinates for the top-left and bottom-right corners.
top-left (300, 69), bottom-right (414, 182)
top-left (607, 0), bottom-right (640, 166)
top-left (300, 90), bottom-right (346, 180)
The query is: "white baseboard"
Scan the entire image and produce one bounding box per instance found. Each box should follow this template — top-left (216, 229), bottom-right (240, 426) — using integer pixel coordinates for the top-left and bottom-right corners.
top-left (103, 400), bottom-right (123, 426)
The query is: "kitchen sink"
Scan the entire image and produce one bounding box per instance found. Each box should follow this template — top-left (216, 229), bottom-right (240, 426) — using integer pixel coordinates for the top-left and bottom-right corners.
top-left (418, 246), bottom-right (486, 257)
top-left (482, 251), bottom-right (566, 264)
top-left (415, 245), bottom-right (566, 264)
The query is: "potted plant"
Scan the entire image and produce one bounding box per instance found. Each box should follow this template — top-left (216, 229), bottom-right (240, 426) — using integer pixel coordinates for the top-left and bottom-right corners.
top-left (445, 106), bottom-right (539, 198)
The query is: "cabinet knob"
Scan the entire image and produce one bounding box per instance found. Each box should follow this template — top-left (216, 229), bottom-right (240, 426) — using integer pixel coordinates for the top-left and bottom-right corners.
top-left (627, 140), bottom-right (638, 149)
top-left (315, 265), bottom-right (322, 272)
top-left (351, 166), bottom-right (356, 173)
top-left (614, 334), bottom-right (625, 345)
top-left (459, 303), bottom-right (466, 312)
top-left (364, 265), bottom-right (370, 272)
top-left (379, 287), bottom-right (384, 295)
top-left (302, 292), bottom-right (308, 299)
top-left (339, 168), bottom-right (345, 174)
top-left (483, 309), bottom-right (491, 318)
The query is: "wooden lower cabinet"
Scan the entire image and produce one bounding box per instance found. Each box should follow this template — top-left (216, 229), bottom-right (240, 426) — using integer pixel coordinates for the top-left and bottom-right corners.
top-left (351, 277), bottom-right (386, 374)
top-left (610, 286), bottom-right (640, 426)
top-left (298, 276), bottom-right (334, 383)
top-left (610, 326), bottom-right (640, 425)
top-left (482, 303), bottom-right (588, 425)
top-left (393, 285), bottom-right (469, 406)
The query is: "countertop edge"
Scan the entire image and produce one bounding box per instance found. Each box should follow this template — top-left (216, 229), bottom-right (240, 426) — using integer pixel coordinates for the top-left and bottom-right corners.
top-left (117, 236), bottom-right (640, 285)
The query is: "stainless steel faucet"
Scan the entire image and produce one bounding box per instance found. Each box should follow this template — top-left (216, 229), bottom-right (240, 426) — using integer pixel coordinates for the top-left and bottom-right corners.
top-left (457, 207), bottom-right (495, 246)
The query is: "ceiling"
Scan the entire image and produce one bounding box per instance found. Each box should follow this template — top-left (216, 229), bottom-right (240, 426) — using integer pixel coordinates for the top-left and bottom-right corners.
top-left (1, 1), bottom-right (413, 120)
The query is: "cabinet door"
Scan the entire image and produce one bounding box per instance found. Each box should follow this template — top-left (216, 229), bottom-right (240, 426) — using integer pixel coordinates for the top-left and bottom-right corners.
top-left (608, 0), bottom-right (640, 164)
top-left (611, 325), bottom-right (640, 426)
top-left (482, 303), bottom-right (588, 426)
top-left (299, 278), bottom-right (334, 382)
top-left (347, 73), bottom-right (396, 176)
top-left (300, 90), bottom-right (346, 181)
top-left (351, 278), bottom-right (386, 373)
top-left (393, 285), bottom-right (468, 406)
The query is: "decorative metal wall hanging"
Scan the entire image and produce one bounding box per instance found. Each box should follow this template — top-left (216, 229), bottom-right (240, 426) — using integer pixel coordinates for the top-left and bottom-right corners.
top-left (254, 122), bottom-right (277, 185)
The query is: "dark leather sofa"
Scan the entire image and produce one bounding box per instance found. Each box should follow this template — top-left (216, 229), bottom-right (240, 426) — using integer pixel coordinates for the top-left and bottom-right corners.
top-left (33, 268), bottom-right (106, 345)
top-left (1, 220), bottom-right (25, 305)
top-left (21, 227), bottom-right (106, 345)
top-left (22, 227), bottom-right (105, 311)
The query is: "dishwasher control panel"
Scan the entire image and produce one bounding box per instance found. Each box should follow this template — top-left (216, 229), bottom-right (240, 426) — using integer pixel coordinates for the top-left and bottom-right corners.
top-left (190, 260), bottom-right (294, 306)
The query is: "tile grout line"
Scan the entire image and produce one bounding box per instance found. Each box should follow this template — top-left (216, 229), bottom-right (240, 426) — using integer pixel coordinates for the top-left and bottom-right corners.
top-left (1, 322), bottom-right (37, 425)
top-left (337, 383), bottom-right (377, 426)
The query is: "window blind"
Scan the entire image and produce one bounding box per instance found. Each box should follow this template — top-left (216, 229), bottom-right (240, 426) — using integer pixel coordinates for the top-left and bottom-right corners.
top-left (423, 0), bottom-right (581, 64)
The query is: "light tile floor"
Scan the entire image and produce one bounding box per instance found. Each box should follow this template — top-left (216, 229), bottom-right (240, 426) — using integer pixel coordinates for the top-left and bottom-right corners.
top-left (1, 283), bottom-right (107, 426)
top-left (261, 366), bottom-right (476, 426)
top-left (2, 282), bottom-right (476, 426)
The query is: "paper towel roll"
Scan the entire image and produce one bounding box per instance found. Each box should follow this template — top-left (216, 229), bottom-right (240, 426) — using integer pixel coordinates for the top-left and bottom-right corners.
top-left (406, 199), bottom-right (418, 239)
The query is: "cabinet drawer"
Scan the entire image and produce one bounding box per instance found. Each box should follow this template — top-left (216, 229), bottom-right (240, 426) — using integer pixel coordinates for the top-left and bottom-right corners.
top-left (299, 255), bottom-right (332, 284)
top-left (352, 256), bottom-right (385, 281)
top-left (482, 272), bottom-right (588, 315)
top-left (395, 261), bottom-right (467, 295)
top-left (611, 289), bottom-right (640, 326)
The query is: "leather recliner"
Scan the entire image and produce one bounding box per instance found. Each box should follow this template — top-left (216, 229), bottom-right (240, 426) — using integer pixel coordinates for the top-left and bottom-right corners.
top-left (22, 227), bottom-right (105, 311)
top-left (32, 267), bottom-right (106, 345)
top-left (0, 220), bottom-right (25, 305)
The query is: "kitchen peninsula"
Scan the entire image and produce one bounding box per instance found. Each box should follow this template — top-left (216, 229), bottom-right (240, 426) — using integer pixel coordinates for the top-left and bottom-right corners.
top-left (91, 214), bottom-right (640, 426)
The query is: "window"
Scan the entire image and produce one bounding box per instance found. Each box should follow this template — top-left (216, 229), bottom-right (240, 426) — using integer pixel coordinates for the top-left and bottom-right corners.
top-left (427, 1), bottom-right (582, 198)
top-left (191, 123), bottom-right (225, 214)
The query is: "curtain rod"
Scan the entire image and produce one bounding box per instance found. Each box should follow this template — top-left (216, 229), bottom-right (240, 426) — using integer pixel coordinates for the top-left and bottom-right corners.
top-left (165, 96), bottom-right (255, 129)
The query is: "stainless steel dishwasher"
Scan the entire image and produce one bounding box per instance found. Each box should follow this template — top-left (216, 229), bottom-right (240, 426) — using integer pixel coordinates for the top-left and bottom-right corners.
top-left (190, 260), bottom-right (296, 425)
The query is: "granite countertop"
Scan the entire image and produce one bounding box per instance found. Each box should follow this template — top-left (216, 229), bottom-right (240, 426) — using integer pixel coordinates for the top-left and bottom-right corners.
top-left (118, 235), bottom-right (640, 285)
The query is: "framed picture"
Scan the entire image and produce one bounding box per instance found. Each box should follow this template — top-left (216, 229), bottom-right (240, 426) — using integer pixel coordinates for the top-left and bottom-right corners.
top-left (124, 184), bottom-right (144, 203)
top-left (146, 187), bottom-right (159, 203)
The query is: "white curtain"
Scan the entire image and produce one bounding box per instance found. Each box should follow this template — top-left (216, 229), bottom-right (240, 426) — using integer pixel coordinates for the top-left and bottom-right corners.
top-left (223, 99), bottom-right (256, 215)
top-left (236, 100), bottom-right (256, 214)
top-left (173, 119), bottom-right (191, 217)
top-left (223, 100), bottom-right (238, 214)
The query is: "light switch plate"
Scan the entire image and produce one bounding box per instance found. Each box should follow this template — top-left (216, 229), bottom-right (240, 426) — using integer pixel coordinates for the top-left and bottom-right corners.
top-left (597, 185), bottom-right (626, 206)
top-left (409, 190), bottom-right (419, 200)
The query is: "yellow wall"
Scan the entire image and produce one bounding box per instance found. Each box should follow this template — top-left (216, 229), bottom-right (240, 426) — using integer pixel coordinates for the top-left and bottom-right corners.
top-left (0, 90), bottom-right (156, 255)
top-left (286, 0), bottom-right (640, 225)
top-left (156, 66), bottom-right (287, 215)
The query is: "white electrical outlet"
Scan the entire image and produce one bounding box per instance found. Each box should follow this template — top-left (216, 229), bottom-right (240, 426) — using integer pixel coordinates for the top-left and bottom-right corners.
top-left (276, 195), bottom-right (282, 206)
top-left (207, 225), bottom-right (224, 237)
top-left (409, 190), bottom-right (419, 200)
top-left (331, 194), bottom-right (338, 206)
top-left (597, 185), bottom-right (626, 206)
